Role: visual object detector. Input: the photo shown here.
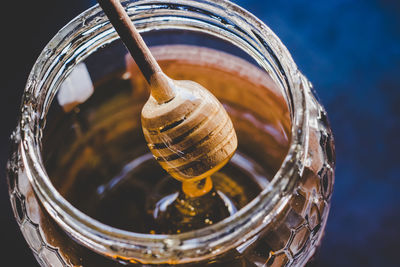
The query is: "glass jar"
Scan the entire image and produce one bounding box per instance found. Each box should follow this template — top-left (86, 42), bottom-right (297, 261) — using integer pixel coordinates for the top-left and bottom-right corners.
top-left (6, 0), bottom-right (335, 266)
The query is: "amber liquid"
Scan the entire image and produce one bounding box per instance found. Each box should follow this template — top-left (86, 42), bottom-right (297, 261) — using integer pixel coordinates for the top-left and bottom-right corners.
top-left (42, 45), bottom-right (290, 236)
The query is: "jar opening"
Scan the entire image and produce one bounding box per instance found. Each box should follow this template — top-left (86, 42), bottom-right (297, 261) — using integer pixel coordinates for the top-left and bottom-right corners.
top-left (20, 0), bottom-right (308, 263)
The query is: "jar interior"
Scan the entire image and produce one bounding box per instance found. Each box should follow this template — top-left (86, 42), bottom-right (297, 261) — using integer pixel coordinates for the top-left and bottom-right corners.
top-left (41, 29), bottom-right (291, 234)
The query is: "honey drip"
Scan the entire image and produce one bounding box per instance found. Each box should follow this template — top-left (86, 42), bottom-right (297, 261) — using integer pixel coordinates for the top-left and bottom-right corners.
top-left (152, 176), bottom-right (236, 234)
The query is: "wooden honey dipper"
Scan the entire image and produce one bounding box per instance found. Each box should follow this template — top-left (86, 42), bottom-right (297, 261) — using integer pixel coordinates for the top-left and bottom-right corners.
top-left (98, 0), bottom-right (237, 197)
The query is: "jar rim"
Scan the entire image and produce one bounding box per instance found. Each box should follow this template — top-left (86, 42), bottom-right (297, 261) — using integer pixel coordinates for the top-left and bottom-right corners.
top-left (19, 0), bottom-right (309, 264)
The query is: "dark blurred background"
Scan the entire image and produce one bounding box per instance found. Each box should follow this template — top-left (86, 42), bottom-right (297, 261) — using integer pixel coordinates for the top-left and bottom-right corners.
top-left (1, 0), bottom-right (399, 266)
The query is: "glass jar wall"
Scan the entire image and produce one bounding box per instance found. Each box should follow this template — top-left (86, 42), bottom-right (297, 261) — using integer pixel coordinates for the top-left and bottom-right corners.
top-left (6, 0), bottom-right (334, 266)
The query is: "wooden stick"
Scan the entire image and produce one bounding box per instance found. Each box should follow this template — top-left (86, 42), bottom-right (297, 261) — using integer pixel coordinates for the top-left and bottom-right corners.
top-left (97, 0), bottom-right (175, 103)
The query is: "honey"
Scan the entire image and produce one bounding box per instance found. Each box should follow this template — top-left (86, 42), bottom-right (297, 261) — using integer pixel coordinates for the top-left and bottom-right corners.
top-left (42, 45), bottom-right (290, 235)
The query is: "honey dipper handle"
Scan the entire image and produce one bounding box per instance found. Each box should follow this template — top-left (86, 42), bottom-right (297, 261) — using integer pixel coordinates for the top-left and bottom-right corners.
top-left (97, 0), bottom-right (175, 103)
